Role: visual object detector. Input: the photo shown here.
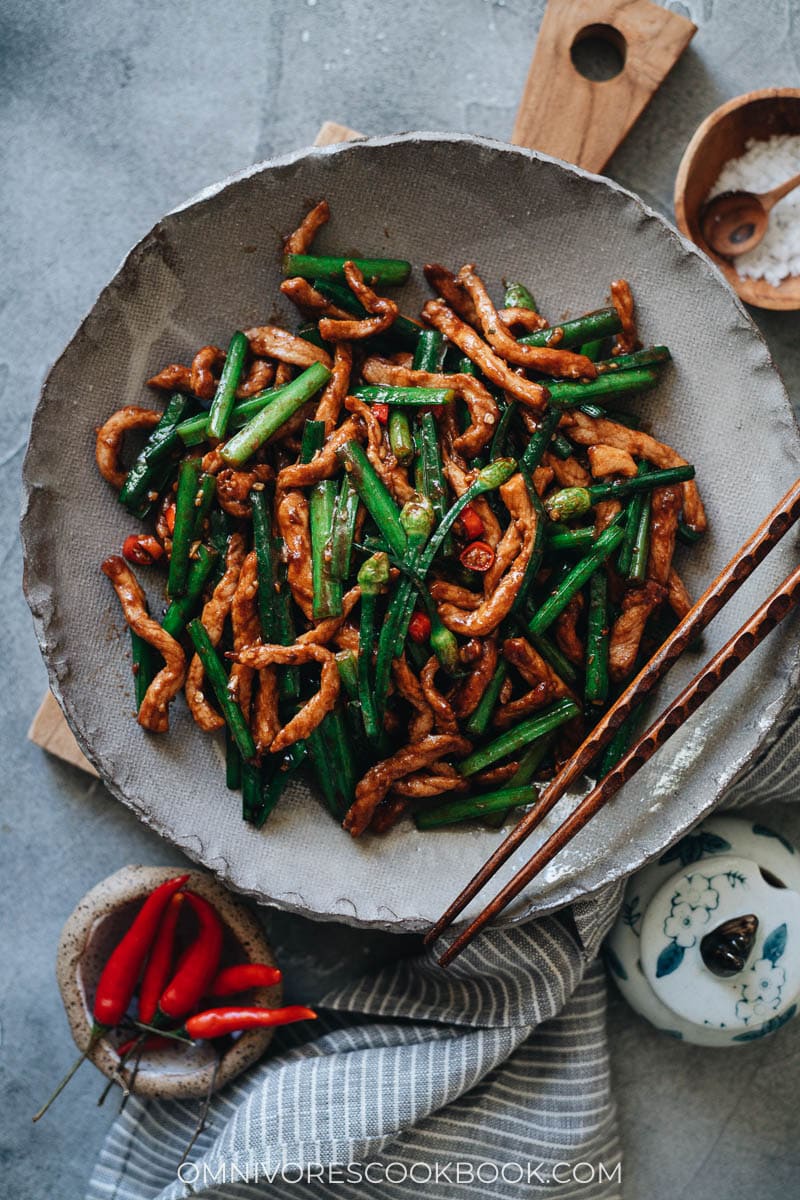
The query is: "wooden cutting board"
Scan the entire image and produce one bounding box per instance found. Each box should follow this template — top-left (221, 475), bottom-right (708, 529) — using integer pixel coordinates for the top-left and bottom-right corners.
top-left (29, 0), bottom-right (694, 775)
top-left (512, 0), bottom-right (695, 172)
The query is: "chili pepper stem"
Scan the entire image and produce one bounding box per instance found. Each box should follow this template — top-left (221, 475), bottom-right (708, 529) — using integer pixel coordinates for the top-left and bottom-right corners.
top-left (177, 1055), bottom-right (221, 1173)
top-left (97, 1059), bottom-right (127, 1107)
top-left (98, 1063), bottom-right (124, 1107)
top-left (134, 1020), bottom-right (194, 1043)
top-left (32, 1024), bottom-right (107, 1121)
top-left (97, 1032), bottom-right (146, 1108)
top-left (118, 1041), bottom-right (147, 1110)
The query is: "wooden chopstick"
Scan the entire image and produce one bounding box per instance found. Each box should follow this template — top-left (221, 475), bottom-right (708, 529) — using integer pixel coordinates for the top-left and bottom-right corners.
top-left (425, 475), bottom-right (800, 953)
top-left (438, 557), bottom-right (800, 966)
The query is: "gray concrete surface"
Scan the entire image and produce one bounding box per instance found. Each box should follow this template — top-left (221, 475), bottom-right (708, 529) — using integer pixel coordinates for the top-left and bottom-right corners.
top-left (1, 1), bottom-right (799, 1196)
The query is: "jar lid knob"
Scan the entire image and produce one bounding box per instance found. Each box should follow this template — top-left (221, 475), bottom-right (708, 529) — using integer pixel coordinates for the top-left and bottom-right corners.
top-left (700, 913), bottom-right (759, 977)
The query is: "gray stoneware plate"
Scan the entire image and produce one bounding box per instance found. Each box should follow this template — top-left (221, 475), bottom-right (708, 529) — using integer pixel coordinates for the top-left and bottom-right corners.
top-left (22, 132), bottom-right (800, 933)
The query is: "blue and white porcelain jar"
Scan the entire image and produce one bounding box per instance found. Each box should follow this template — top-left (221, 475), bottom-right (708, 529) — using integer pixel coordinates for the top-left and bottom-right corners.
top-left (605, 816), bottom-right (800, 1046)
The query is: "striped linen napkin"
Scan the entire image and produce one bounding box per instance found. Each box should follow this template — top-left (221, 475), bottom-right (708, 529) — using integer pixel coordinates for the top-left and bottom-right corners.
top-left (86, 704), bottom-right (800, 1200)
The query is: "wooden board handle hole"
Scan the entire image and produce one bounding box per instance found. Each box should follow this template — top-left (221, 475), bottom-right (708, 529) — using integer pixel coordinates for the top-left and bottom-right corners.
top-left (570, 24), bottom-right (627, 82)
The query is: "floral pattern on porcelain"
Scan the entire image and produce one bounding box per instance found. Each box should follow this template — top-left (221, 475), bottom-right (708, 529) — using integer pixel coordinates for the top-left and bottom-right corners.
top-left (621, 894), bottom-right (642, 934)
top-left (657, 870), bottom-right (740, 975)
top-left (673, 876), bottom-right (721, 912)
top-left (664, 900), bottom-right (713, 949)
top-left (734, 924), bottom-right (788, 1025)
top-left (658, 830), bottom-right (732, 867)
top-left (732, 1004), bottom-right (797, 1042)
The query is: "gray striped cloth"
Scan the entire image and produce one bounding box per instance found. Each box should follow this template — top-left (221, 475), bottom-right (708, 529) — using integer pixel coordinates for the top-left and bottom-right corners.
top-left (86, 706), bottom-right (800, 1200)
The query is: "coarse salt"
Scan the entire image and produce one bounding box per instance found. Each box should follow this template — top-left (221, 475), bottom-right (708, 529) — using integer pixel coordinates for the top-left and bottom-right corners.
top-left (707, 133), bottom-right (800, 286)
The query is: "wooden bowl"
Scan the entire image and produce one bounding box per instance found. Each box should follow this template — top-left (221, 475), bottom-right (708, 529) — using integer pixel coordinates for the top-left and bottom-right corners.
top-left (56, 866), bottom-right (281, 1100)
top-left (674, 88), bottom-right (800, 310)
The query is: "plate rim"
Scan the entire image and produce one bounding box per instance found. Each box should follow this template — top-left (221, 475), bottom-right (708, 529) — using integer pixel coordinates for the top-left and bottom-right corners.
top-left (21, 130), bottom-right (800, 932)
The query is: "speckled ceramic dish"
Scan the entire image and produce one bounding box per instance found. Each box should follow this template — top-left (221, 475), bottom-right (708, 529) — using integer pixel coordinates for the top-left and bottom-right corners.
top-left (22, 133), bottom-right (800, 932)
top-left (56, 866), bottom-right (280, 1099)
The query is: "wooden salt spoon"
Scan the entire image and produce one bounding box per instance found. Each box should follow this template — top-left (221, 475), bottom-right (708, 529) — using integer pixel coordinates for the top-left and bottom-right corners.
top-left (700, 170), bottom-right (800, 257)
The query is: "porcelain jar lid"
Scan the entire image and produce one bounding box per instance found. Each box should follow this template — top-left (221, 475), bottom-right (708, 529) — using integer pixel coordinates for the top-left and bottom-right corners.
top-left (640, 853), bottom-right (800, 1036)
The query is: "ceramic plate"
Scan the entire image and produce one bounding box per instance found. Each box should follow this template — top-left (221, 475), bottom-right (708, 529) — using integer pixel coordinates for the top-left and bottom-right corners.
top-left (21, 133), bottom-right (800, 932)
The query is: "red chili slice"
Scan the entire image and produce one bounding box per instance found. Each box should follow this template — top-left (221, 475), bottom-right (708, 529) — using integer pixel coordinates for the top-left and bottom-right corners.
top-left (122, 534), bottom-right (164, 566)
top-left (458, 503), bottom-right (485, 541)
top-left (459, 540), bottom-right (495, 573)
top-left (372, 402), bottom-right (389, 425)
top-left (165, 502), bottom-right (176, 534)
top-left (408, 612), bottom-right (432, 643)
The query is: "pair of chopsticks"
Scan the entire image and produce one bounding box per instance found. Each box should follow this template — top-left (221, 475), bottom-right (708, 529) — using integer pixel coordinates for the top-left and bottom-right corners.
top-left (425, 477), bottom-right (800, 967)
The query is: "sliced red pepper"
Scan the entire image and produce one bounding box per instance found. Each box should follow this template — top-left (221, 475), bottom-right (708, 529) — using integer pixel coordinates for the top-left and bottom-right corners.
top-left (93, 874), bottom-right (189, 1029)
top-left (372, 402), bottom-right (389, 425)
top-left (458, 503), bottom-right (485, 541)
top-left (185, 1006), bottom-right (317, 1040)
top-left (408, 612), bottom-right (432, 643)
top-left (122, 534), bottom-right (164, 565)
top-left (157, 892), bottom-right (223, 1021)
top-left (209, 963), bottom-right (282, 997)
top-left (138, 892), bottom-right (184, 1024)
top-left (459, 540), bottom-right (496, 573)
top-left (165, 502), bottom-right (176, 535)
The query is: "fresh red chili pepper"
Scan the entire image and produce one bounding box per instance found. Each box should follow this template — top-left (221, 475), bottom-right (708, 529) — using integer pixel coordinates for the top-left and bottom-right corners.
top-left (209, 963), bottom-right (282, 997)
top-left (157, 892), bottom-right (223, 1021)
top-left (408, 612), bottom-right (432, 643)
top-left (94, 875), bottom-right (189, 1029)
top-left (122, 533), bottom-right (164, 565)
top-left (117, 1034), bottom-right (171, 1058)
top-left (372, 402), bottom-right (389, 425)
top-left (459, 540), bottom-right (496, 573)
top-left (33, 873), bottom-right (189, 1122)
top-left (184, 1006), bottom-right (317, 1039)
top-left (138, 892), bottom-right (184, 1025)
top-left (458, 503), bottom-right (485, 541)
